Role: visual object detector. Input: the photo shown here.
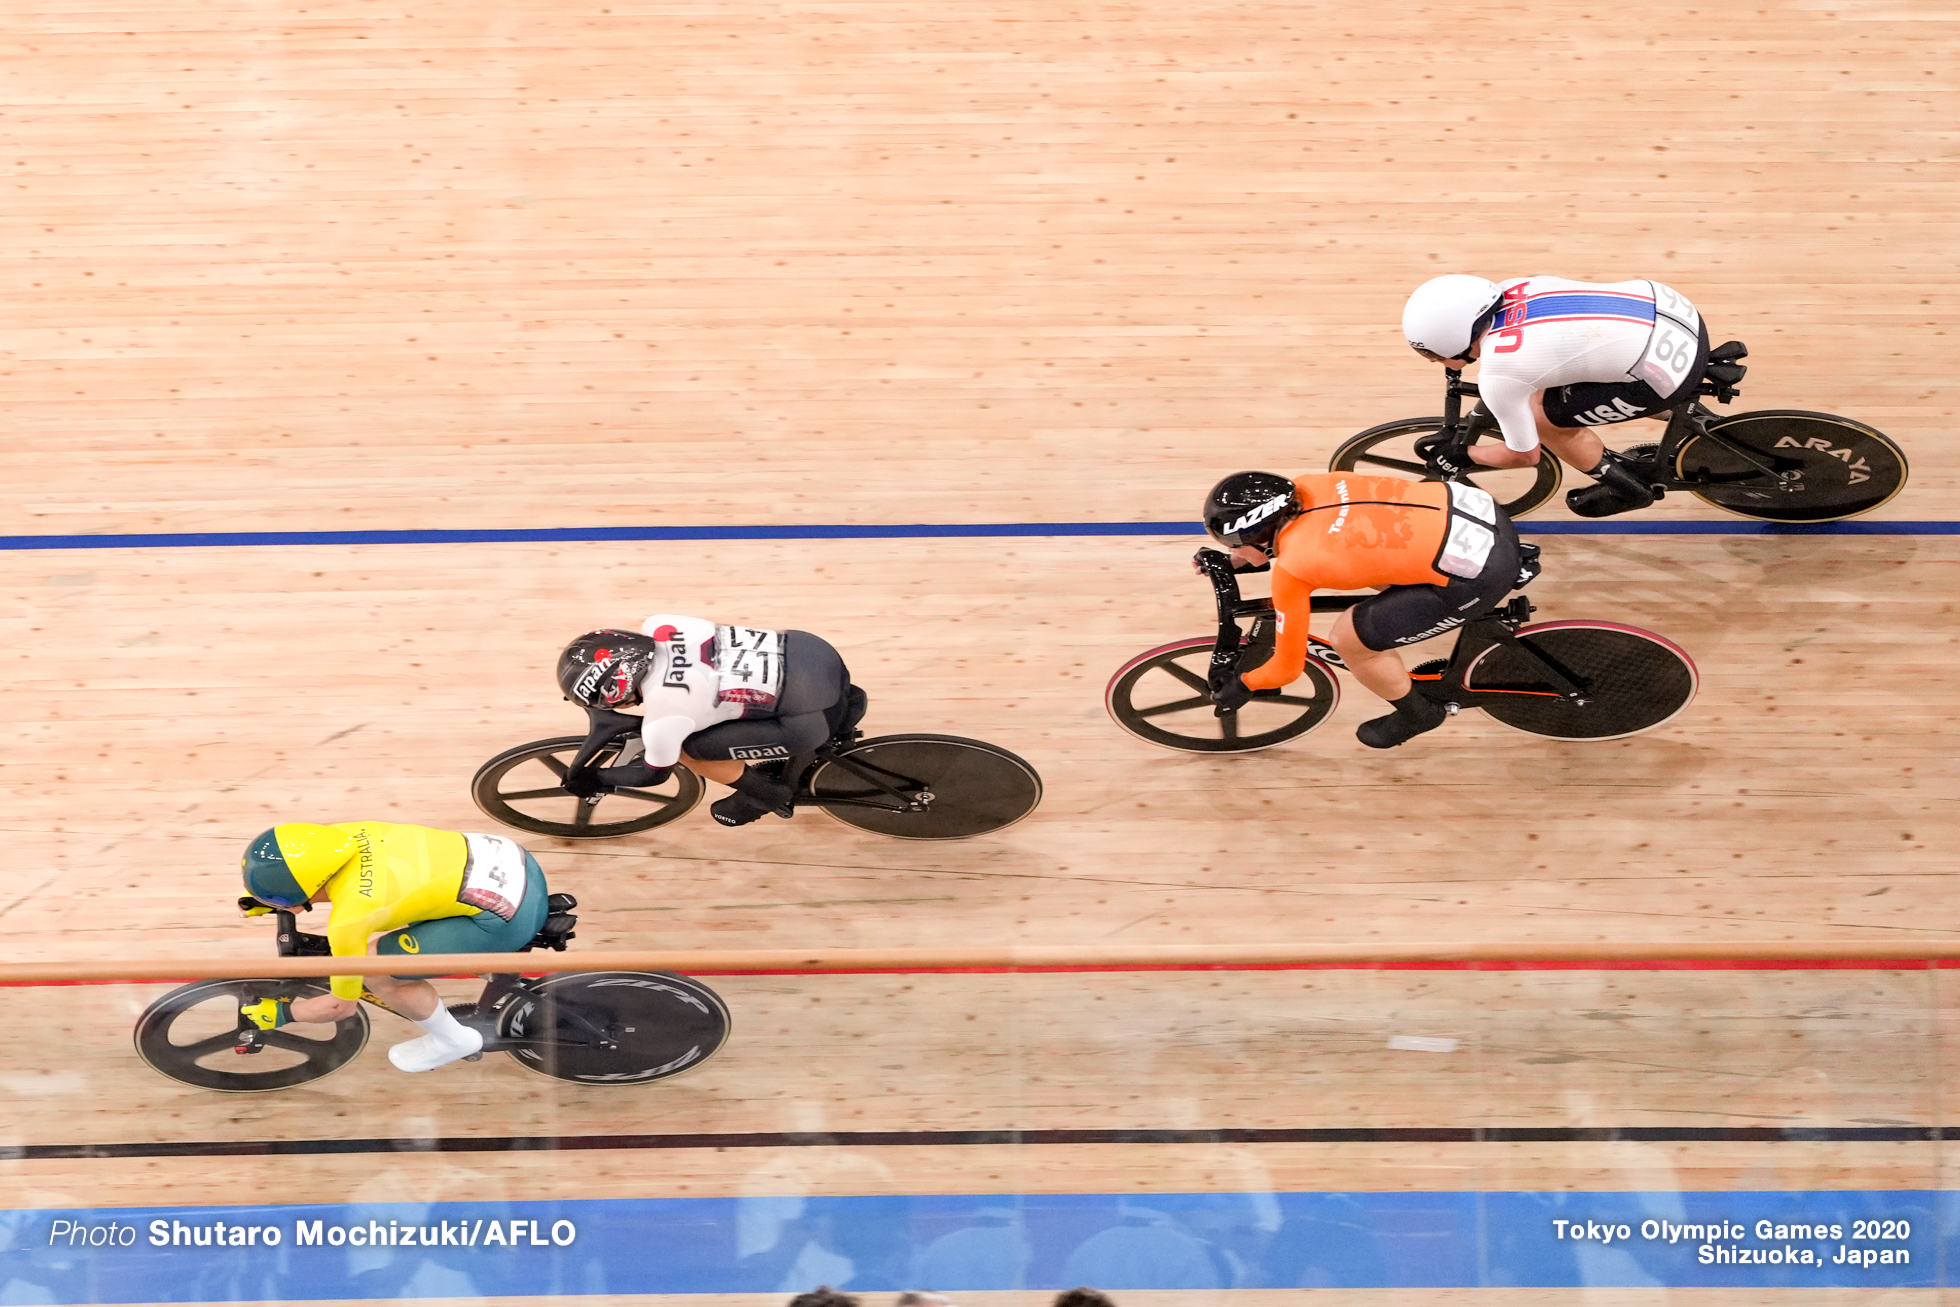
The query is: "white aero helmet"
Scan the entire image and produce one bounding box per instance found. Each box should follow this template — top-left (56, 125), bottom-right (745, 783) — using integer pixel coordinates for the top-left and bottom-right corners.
top-left (1402, 274), bottom-right (1503, 362)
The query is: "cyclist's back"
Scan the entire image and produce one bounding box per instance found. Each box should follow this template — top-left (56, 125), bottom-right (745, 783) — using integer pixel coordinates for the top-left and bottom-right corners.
top-left (1269, 473), bottom-right (1456, 592)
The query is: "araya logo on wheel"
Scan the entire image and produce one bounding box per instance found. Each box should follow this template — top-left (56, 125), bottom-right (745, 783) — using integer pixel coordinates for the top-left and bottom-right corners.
top-left (1775, 433), bottom-right (1868, 484)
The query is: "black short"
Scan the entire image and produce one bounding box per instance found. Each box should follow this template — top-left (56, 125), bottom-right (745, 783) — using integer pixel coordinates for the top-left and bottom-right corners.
top-left (1540, 319), bottom-right (1710, 430)
top-left (683, 631), bottom-right (854, 763)
top-left (1350, 516), bottom-right (1522, 652)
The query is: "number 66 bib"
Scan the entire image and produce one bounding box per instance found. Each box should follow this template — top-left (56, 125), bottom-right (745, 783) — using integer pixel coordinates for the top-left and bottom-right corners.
top-left (1630, 280), bottom-right (1702, 396)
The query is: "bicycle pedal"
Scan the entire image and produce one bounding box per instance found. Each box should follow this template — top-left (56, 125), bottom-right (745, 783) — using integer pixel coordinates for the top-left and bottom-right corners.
top-left (461, 1052), bottom-right (483, 1062)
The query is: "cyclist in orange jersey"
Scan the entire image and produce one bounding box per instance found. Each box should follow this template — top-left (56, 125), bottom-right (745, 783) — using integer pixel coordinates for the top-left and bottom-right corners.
top-left (1201, 470), bottom-right (1524, 748)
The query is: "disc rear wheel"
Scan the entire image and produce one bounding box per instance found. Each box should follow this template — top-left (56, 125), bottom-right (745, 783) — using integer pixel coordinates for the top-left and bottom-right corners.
top-left (496, 971), bottom-right (731, 1085)
top-left (1106, 637), bottom-right (1340, 753)
top-left (1329, 416), bottom-right (1561, 519)
top-left (1677, 410), bottom-right (1907, 522)
top-left (134, 979), bottom-right (369, 1092)
top-left (1462, 621), bottom-right (1697, 740)
top-left (472, 735), bottom-right (705, 838)
top-left (805, 735), bottom-right (1042, 839)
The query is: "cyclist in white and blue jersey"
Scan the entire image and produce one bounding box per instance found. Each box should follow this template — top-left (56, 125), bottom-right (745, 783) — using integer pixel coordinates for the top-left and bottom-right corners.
top-left (1402, 274), bottom-right (1711, 517)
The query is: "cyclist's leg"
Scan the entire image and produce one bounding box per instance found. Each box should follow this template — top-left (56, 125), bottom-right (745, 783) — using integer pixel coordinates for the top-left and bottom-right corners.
top-left (1554, 322), bottom-right (1711, 515)
top-left (685, 632), bottom-right (850, 826)
top-left (371, 855), bottom-right (551, 1071)
top-left (1345, 523), bottom-right (1522, 748)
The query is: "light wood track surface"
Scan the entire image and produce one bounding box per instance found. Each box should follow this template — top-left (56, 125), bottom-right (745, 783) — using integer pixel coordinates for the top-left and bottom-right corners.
top-left (0, 0), bottom-right (1955, 1284)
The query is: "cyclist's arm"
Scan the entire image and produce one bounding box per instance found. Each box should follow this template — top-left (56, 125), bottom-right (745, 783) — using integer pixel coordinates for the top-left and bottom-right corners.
top-left (325, 905), bottom-right (393, 1000)
top-left (640, 713), bottom-right (695, 768)
top-left (1476, 375), bottom-right (1543, 452)
top-left (1242, 566), bottom-right (1317, 691)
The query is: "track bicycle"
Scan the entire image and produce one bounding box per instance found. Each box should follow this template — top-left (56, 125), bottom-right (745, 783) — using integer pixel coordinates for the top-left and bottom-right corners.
top-left (1329, 340), bottom-right (1908, 522)
top-left (1105, 547), bottom-right (1698, 752)
top-left (133, 902), bottom-right (732, 1092)
top-left (472, 688), bottom-right (1041, 841)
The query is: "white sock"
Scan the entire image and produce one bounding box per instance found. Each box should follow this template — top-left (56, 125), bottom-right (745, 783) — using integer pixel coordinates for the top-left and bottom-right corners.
top-left (412, 1001), bottom-right (470, 1044)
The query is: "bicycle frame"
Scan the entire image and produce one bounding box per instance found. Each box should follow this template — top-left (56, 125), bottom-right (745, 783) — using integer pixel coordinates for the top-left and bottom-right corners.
top-left (1435, 349), bottom-right (1800, 498)
top-left (242, 910), bottom-right (617, 1057)
top-left (567, 702), bottom-right (932, 816)
top-left (1192, 550), bottom-right (1594, 714)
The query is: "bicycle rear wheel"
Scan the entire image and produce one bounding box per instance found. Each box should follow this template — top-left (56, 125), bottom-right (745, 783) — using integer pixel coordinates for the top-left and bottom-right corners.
top-left (1106, 636), bottom-right (1339, 753)
top-left (497, 971), bottom-right (731, 1085)
top-left (1329, 416), bottom-right (1561, 519)
top-left (1462, 621), bottom-right (1697, 740)
top-left (805, 734), bottom-right (1042, 839)
top-left (1677, 410), bottom-right (1907, 522)
top-left (472, 735), bottom-right (705, 838)
top-left (134, 979), bottom-right (369, 1092)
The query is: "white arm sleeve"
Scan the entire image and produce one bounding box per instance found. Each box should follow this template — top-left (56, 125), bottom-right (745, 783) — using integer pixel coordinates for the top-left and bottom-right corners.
top-left (639, 715), bottom-right (695, 769)
top-left (1478, 375), bottom-right (1543, 452)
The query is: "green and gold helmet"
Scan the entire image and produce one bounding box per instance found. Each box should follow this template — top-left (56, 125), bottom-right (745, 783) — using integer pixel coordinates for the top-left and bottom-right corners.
top-left (241, 824), bottom-right (357, 907)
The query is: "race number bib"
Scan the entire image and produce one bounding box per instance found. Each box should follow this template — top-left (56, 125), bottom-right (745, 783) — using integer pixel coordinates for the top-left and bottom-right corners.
top-left (1437, 481), bottom-right (1498, 579)
top-left (1630, 281), bottom-right (1702, 396)
top-left (458, 833), bottom-right (530, 922)
top-left (713, 625), bottom-right (785, 712)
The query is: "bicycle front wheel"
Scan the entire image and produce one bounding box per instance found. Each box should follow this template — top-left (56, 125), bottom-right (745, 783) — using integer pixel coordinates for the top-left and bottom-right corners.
top-left (805, 735), bottom-right (1042, 839)
top-left (1106, 637), bottom-right (1339, 753)
top-left (472, 735), bottom-right (705, 838)
top-left (134, 979), bottom-right (369, 1092)
top-left (1329, 416), bottom-right (1562, 519)
top-left (497, 971), bottom-right (731, 1085)
top-left (1463, 621), bottom-right (1698, 740)
top-left (1677, 410), bottom-right (1907, 522)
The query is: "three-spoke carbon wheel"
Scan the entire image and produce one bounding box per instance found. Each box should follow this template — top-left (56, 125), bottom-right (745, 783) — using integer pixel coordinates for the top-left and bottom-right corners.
top-left (135, 979), bottom-right (370, 1092)
top-left (1462, 621), bottom-right (1698, 740)
top-left (804, 735), bottom-right (1043, 839)
top-left (1677, 410), bottom-right (1908, 522)
top-left (1106, 637), bottom-right (1340, 753)
top-left (496, 971), bottom-right (732, 1085)
top-left (1329, 416), bottom-right (1562, 519)
top-left (472, 735), bottom-right (705, 838)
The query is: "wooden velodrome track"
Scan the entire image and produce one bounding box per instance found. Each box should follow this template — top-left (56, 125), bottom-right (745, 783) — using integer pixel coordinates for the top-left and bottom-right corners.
top-left (1, 0), bottom-right (1957, 1301)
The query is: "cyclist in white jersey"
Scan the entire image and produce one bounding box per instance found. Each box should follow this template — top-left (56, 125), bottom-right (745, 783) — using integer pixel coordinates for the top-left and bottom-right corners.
top-left (555, 616), bottom-right (858, 826)
top-left (1402, 274), bottom-right (1710, 516)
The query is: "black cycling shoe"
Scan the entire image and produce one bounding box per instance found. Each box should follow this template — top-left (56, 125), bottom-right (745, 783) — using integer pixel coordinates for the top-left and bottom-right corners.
top-left (710, 767), bottom-right (795, 828)
top-left (1356, 691), bottom-right (1449, 749)
top-left (1565, 455), bottom-right (1656, 518)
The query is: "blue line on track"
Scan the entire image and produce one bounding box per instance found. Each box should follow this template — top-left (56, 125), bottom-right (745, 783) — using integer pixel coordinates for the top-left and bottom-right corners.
top-left (0, 520), bottom-right (1953, 552)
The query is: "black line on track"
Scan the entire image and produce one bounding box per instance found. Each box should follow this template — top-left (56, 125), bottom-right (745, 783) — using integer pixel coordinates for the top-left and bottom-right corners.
top-left (9, 1125), bottom-right (1945, 1161)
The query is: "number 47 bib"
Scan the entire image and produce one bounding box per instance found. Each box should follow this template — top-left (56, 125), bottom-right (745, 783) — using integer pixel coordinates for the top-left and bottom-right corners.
top-left (1630, 281), bottom-right (1702, 396)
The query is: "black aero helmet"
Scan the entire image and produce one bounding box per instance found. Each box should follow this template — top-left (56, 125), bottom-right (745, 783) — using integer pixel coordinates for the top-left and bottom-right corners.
top-left (556, 629), bottom-right (660, 707)
top-left (1203, 471), bottom-right (1302, 550)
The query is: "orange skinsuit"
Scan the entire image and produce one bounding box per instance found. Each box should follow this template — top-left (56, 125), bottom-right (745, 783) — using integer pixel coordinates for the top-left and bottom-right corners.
top-left (1240, 474), bottom-right (1453, 692)
top-left (313, 823), bottom-right (476, 999)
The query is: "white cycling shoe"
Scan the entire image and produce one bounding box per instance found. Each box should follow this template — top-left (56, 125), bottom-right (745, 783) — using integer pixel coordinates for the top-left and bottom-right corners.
top-left (387, 1024), bottom-right (484, 1073)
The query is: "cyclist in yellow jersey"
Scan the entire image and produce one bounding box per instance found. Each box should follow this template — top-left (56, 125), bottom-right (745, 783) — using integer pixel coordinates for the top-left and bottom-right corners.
top-left (238, 821), bottom-right (550, 1072)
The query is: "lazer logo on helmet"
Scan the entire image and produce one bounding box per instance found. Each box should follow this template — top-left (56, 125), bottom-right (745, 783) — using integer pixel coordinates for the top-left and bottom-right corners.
top-left (1224, 496), bottom-right (1290, 538)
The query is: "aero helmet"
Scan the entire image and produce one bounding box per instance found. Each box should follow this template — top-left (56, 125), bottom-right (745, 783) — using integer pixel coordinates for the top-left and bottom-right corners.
top-left (556, 629), bottom-right (659, 708)
top-left (1204, 472), bottom-right (1302, 551)
top-left (1402, 274), bottom-right (1503, 362)
top-left (242, 823), bottom-right (358, 907)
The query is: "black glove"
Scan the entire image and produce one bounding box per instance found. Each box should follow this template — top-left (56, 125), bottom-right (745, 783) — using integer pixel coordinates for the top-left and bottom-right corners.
top-left (1414, 429), bottom-right (1476, 479)
top-left (562, 767), bottom-right (608, 799)
top-left (1210, 673), bottom-right (1254, 714)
